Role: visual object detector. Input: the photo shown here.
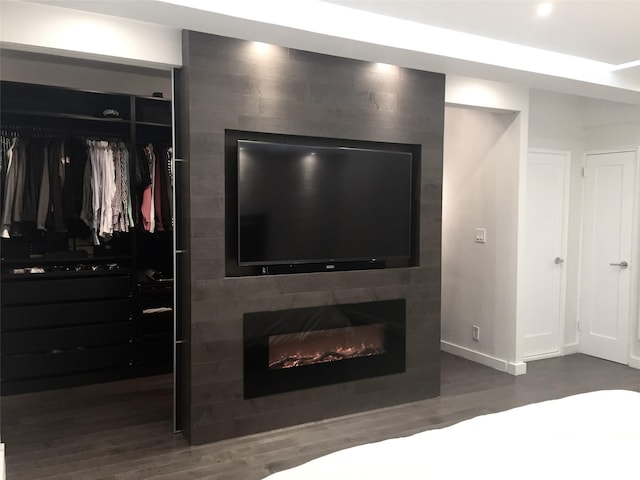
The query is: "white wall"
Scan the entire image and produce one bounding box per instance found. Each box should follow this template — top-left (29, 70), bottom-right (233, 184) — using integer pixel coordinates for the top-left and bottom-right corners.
top-left (446, 75), bottom-right (529, 112)
top-left (0, 0), bottom-right (181, 68)
top-left (582, 97), bottom-right (640, 150)
top-left (0, 50), bottom-right (172, 98)
top-left (442, 77), bottom-right (528, 375)
top-left (444, 81), bottom-right (639, 373)
top-left (442, 105), bottom-right (524, 373)
top-left (528, 89), bottom-right (640, 367)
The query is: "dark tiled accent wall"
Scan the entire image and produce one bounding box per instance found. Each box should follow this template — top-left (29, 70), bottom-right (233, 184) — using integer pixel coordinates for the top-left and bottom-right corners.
top-left (179, 30), bottom-right (444, 445)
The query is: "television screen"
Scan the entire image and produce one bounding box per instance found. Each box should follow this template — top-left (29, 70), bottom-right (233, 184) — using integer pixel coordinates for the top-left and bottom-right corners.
top-left (237, 139), bottom-right (414, 269)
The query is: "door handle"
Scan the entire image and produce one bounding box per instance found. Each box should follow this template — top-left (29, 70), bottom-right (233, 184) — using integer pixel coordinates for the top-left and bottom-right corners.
top-left (609, 261), bottom-right (628, 269)
top-left (554, 257), bottom-right (564, 265)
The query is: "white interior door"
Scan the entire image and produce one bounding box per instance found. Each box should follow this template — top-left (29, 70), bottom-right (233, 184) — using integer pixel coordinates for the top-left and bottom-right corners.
top-left (522, 150), bottom-right (569, 359)
top-left (579, 150), bottom-right (636, 364)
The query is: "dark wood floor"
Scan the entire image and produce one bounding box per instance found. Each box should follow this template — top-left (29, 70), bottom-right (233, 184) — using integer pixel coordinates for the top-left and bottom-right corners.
top-left (2, 353), bottom-right (639, 479)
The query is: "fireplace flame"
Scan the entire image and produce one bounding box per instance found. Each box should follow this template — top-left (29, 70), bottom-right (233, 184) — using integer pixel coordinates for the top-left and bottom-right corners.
top-left (268, 323), bottom-right (386, 370)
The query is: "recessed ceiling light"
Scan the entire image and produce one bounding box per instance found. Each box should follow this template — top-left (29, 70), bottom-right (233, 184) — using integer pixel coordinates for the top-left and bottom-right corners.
top-left (251, 41), bottom-right (271, 53)
top-left (374, 62), bottom-right (394, 72)
top-left (537, 2), bottom-right (553, 17)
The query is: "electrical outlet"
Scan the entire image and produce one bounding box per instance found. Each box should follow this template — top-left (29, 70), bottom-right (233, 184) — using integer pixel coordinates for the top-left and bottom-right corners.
top-left (472, 325), bottom-right (480, 341)
top-left (474, 228), bottom-right (486, 243)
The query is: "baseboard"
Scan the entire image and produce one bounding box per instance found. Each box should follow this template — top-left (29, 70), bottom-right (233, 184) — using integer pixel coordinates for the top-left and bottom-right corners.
top-left (507, 361), bottom-right (527, 375)
top-left (563, 343), bottom-right (579, 354)
top-left (628, 356), bottom-right (640, 370)
top-left (1, 443), bottom-right (5, 480)
top-left (523, 349), bottom-right (567, 362)
top-left (441, 341), bottom-right (526, 375)
top-left (559, 343), bottom-right (638, 368)
top-left (522, 343), bottom-right (579, 363)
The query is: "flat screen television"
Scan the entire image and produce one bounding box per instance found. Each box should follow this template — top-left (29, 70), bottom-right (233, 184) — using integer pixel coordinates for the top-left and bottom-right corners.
top-left (233, 136), bottom-right (417, 274)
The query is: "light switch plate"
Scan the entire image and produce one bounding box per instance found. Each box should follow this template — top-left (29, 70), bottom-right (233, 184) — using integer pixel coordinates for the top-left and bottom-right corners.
top-left (475, 228), bottom-right (486, 243)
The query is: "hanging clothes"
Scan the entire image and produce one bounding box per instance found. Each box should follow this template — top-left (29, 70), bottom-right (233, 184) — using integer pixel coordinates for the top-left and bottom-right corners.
top-left (141, 143), bottom-right (156, 233)
top-left (0, 128), bottom-right (175, 250)
top-left (0, 133), bottom-right (133, 245)
top-left (99, 140), bottom-right (116, 240)
top-left (158, 146), bottom-right (173, 230)
top-left (22, 137), bottom-right (46, 224)
top-left (1, 137), bottom-right (19, 238)
top-left (80, 139), bottom-right (133, 244)
top-left (62, 138), bottom-right (89, 237)
top-left (139, 142), bottom-right (173, 233)
top-left (47, 138), bottom-right (67, 234)
top-left (123, 145), bottom-right (134, 229)
top-left (35, 143), bottom-right (50, 231)
top-left (79, 148), bottom-right (93, 233)
top-left (11, 140), bottom-right (27, 229)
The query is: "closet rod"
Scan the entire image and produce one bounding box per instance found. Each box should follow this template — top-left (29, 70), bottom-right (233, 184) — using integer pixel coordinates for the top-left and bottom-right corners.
top-left (0, 125), bottom-right (127, 141)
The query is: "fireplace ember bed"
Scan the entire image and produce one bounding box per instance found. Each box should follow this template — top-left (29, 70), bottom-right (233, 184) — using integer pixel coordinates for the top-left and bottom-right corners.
top-left (243, 299), bottom-right (406, 398)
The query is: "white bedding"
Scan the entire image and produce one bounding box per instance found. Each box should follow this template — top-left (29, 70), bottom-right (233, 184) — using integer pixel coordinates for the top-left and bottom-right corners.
top-left (264, 390), bottom-right (640, 480)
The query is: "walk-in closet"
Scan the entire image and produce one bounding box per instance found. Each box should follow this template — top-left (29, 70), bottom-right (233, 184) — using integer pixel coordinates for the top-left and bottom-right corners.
top-left (0, 51), bottom-right (178, 448)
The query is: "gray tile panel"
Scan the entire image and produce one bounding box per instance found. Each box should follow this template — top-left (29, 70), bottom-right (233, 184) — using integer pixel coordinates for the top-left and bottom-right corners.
top-left (179, 30), bottom-right (444, 444)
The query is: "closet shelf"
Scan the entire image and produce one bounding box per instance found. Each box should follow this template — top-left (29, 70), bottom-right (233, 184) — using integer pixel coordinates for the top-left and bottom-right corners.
top-left (1, 255), bottom-right (131, 266)
top-left (2, 269), bottom-right (132, 281)
top-left (136, 120), bottom-right (172, 128)
top-left (2, 109), bottom-right (130, 124)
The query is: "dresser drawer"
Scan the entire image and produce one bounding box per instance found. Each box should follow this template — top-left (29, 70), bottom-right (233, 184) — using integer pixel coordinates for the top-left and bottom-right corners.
top-left (2, 322), bottom-right (133, 355)
top-left (1, 344), bottom-right (133, 381)
top-left (2, 299), bottom-right (132, 330)
top-left (1, 275), bottom-right (131, 305)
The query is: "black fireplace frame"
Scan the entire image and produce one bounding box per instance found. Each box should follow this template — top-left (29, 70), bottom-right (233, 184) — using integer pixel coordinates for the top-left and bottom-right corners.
top-left (243, 299), bottom-right (406, 398)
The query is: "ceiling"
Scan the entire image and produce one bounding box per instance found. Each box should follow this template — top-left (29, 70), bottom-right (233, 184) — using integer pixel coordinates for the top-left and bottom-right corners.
top-left (12, 0), bottom-right (640, 103)
top-left (326, 0), bottom-right (640, 66)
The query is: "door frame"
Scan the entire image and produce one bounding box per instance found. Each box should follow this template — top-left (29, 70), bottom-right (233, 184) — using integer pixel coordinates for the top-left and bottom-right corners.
top-left (522, 148), bottom-right (571, 361)
top-left (577, 148), bottom-right (639, 366)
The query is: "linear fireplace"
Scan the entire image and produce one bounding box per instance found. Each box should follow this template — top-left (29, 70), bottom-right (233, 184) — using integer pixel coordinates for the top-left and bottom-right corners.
top-left (243, 299), bottom-right (406, 398)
